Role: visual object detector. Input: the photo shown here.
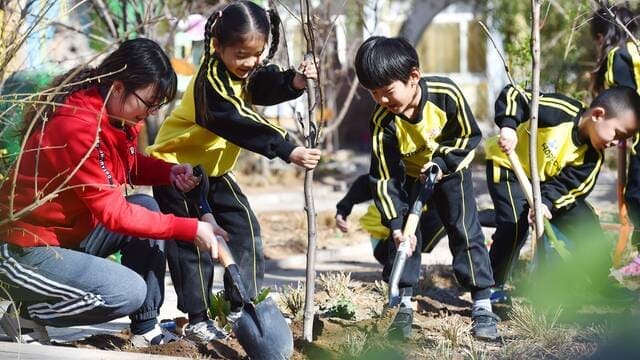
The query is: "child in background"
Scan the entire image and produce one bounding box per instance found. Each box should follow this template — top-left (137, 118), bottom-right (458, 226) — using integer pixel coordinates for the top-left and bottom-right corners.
top-left (147, 1), bottom-right (320, 343)
top-left (591, 5), bottom-right (640, 275)
top-left (335, 173), bottom-right (446, 264)
top-left (354, 36), bottom-right (499, 340)
top-left (485, 84), bottom-right (640, 302)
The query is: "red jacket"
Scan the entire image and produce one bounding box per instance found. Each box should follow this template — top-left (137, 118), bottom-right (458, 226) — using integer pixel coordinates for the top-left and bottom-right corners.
top-left (0, 88), bottom-right (197, 248)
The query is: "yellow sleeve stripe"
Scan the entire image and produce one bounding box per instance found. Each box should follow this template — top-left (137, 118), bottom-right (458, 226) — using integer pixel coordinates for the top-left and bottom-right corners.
top-left (553, 149), bottom-right (603, 208)
top-left (371, 107), bottom-right (396, 219)
top-left (538, 98), bottom-right (579, 117)
top-left (207, 58), bottom-right (288, 138)
top-left (428, 82), bottom-right (472, 151)
top-left (605, 47), bottom-right (620, 89)
top-left (626, 42), bottom-right (640, 90)
top-left (505, 86), bottom-right (519, 117)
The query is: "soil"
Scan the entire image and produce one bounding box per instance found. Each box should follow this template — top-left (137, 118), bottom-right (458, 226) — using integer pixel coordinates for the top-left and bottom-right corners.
top-left (61, 170), bottom-right (640, 358)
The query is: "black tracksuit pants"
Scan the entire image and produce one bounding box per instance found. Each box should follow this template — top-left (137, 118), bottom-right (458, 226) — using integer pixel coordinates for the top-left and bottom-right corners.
top-left (487, 161), bottom-right (611, 289)
top-left (382, 168), bottom-right (494, 300)
top-left (153, 173), bottom-right (264, 316)
top-left (486, 162), bottom-right (530, 286)
top-left (625, 140), bottom-right (640, 251)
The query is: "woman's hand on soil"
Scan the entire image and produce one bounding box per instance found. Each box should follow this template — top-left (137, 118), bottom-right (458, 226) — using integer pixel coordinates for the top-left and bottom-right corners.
top-left (335, 214), bottom-right (349, 233)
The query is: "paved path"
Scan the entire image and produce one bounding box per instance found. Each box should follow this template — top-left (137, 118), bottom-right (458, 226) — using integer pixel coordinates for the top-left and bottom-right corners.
top-left (0, 342), bottom-right (183, 359)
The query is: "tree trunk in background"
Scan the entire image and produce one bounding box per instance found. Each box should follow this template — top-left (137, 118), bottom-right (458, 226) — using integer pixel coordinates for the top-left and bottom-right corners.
top-left (398, 0), bottom-right (463, 45)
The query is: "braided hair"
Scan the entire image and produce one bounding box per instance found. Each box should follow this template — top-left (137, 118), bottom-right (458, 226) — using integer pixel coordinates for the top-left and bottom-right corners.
top-left (591, 5), bottom-right (639, 94)
top-left (23, 38), bottom-right (176, 136)
top-left (193, 1), bottom-right (281, 121)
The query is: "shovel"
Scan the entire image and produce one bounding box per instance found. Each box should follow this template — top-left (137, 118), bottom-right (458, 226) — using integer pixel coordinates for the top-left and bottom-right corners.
top-left (388, 165), bottom-right (440, 307)
top-left (183, 165), bottom-right (294, 360)
top-left (506, 151), bottom-right (570, 260)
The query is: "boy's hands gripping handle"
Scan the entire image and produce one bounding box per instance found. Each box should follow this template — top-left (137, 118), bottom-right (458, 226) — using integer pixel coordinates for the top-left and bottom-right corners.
top-left (506, 152), bottom-right (570, 260)
top-left (389, 165), bottom-right (440, 306)
top-left (404, 165), bottom-right (440, 234)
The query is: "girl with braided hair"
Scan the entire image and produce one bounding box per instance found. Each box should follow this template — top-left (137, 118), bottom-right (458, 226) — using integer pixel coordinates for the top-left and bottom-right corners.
top-left (0, 38), bottom-right (226, 347)
top-left (147, 1), bottom-right (319, 343)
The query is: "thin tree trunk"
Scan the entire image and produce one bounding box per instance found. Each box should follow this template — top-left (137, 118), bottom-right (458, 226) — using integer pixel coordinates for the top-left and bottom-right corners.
top-left (530, 0), bottom-right (544, 243)
top-left (302, 65), bottom-right (317, 342)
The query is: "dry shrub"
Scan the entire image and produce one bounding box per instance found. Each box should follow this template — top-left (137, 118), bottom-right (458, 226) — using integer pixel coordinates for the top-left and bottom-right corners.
top-left (278, 282), bottom-right (305, 320)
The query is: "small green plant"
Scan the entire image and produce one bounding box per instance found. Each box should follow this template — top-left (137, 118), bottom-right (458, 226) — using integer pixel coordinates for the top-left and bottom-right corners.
top-left (279, 282), bottom-right (305, 320)
top-left (254, 287), bottom-right (270, 304)
top-left (338, 329), bottom-right (368, 358)
top-left (209, 290), bottom-right (231, 329)
top-left (326, 296), bottom-right (356, 320)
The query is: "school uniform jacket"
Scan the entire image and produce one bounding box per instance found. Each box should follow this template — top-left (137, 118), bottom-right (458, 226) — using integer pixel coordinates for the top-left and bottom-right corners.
top-left (0, 88), bottom-right (198, 248)
top-left (147, 54), bottom-right (303, 177)
top-left (370, 76), bottom-right (480, 231)
top-left (604, 42), bottom-right (640, 150)
top-left (485, 85), bottom-right (603, 212)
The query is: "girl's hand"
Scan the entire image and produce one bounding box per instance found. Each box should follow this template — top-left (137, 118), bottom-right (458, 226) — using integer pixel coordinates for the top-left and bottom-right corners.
top-left (289, 146), bottom-right (321, 169)
top-left (335, 214), bottom-right (349, 233)
top-left (499, 127), bottom-right (518, 154)
top-left (170, 164), bottom-right (200, 192)
top-left (292, 58), bottom-right (318, 90)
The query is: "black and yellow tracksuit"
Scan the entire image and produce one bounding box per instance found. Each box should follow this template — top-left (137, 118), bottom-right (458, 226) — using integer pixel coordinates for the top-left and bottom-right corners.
top-left (370, 76), bottom-right (494, 299)
top-left (148, 54), bottom-right (303, 315)
top-left (485, 85), bottom-right (604, 285)
top-left (604, 42), bottom-right (640, 250)
top-left (335, 174), bottom-right (446, 265)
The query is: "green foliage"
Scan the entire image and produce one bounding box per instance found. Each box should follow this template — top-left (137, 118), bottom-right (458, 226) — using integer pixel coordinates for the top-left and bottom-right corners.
top-left (326, 296), bottom-right (356, 320)
top-left (488, 0), bottom-right (594, 97)
top-left (254, 287), bottom-right (270, 304)
top-left (209, 290), bottom-right (232, 329)
top-left (0, 70), bottom-right (55, 179)
top-left (208, 287), bottom-right (272, 328)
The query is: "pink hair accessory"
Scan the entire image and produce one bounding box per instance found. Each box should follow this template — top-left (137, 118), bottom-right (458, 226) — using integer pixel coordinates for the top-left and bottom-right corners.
top-left (216, 10), bottom-right (223, 18)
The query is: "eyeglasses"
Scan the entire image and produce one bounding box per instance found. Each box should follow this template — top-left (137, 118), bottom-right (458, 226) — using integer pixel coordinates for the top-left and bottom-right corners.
top-left (131, 91), bottom-right (167, 112)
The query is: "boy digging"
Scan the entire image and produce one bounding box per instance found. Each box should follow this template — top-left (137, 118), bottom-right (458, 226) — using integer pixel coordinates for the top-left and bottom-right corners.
top-left (485, 84), bottom-right (640, 302)
top-left (354, 36), bottom-right (499, 340)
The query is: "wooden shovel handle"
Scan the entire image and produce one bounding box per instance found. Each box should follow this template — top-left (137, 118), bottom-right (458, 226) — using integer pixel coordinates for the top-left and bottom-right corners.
top-left (201, 212), bottom-right (235, 267)
top-left (507, 152), bottom-right (534, 206)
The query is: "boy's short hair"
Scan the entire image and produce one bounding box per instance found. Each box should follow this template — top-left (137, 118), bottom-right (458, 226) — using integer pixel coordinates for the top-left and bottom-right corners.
top-left (354, 36), bottom-right (419, 90)
top-left (590, 86), bottom-right (640, 120)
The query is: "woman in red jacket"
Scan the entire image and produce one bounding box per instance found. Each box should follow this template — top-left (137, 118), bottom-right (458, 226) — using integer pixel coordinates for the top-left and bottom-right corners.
top-left (0, 38), bottom-right (226, 347)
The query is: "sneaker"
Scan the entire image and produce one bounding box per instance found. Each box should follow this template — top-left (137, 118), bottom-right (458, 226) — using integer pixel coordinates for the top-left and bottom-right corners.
top-left (0, 303), bottom-right (50, 345)
top-left (471, 308), bottom-right (500, 340)
top-left (489, 286), bottom-right (512, 305)
top-left (184, 319), bottom-right (228, 344)
top-left (130, 323), bottom-right (180, 348)
top-left (388, 305), bottom-right (413, 340)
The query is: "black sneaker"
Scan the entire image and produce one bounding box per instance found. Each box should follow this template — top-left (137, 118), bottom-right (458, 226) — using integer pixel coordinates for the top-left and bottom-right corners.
top-left (471, 308), bottom-right (500, 340)
top-left (388, 305), bottom-right (413, 340)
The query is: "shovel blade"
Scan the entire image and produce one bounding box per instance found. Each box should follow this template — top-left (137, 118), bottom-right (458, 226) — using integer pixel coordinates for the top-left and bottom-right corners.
top-left (233, 297), bottom-right (293, 360)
